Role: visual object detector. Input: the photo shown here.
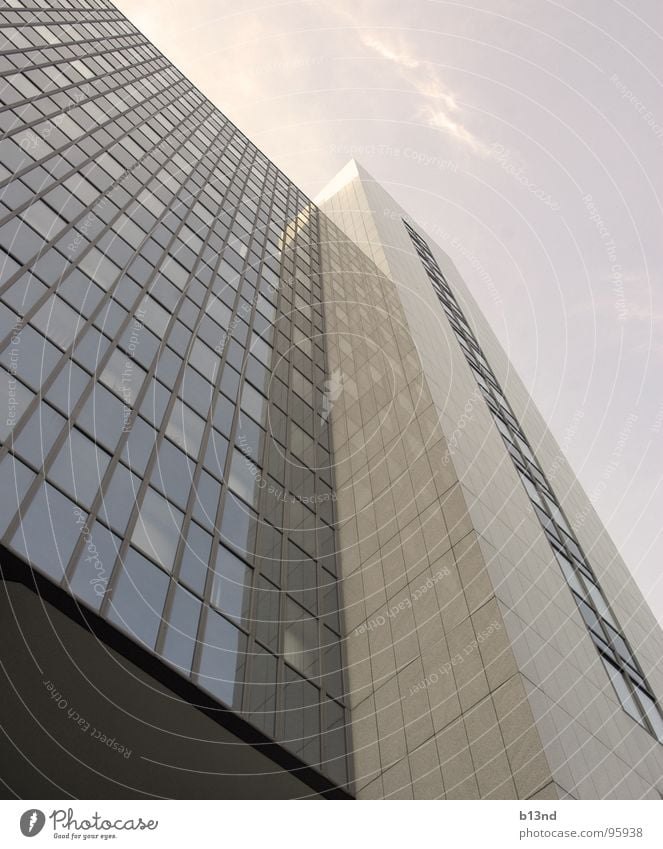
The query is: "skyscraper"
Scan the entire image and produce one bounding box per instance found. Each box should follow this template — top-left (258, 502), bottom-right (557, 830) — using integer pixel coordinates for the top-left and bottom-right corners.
top-left (1, 1), bottom-right (661, 800)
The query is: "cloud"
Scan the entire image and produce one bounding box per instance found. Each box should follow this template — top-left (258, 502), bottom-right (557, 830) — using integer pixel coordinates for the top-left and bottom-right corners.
top-left (360, 32), bottom-right (491, 157)
top-left (361, 34), bottom-right (420, 69)
top-left (419, 104), bottom-right (494, 157)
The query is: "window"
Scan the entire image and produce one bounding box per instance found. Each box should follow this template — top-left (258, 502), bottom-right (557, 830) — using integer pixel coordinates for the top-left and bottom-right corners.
top-left (68, 521), bottom-right (120, 611)
top-left (210, 545), bottom-right (251, 624)
top-left (197, 609), bottom-right (246, 708)
top-left (191, 469), bottom-right (221, 530)
top-left (178, 521), bottom-right (212, 597)
top-left (165, 398), bottom-right (205, 458)
top-left (161, 584), bottom-right (201, 672)
top-left (107, 547), bottom-right (169, 650)
top-left (9, 482), bottom-right (80, 581)
top-left (76, 384), bottom-right (126, 451)
top-left (220, 491), bottom-right (257, 556)
top-left (227, 450), bottom-right (258, 507)
top-left (240, 382), bottom-right (267, 424)
top-left (0, 453), bottom-right (35, 536)
top-left (131, 486), bottom-right (184, 573)
top-left (283, 666), bottom-right (320, 762)
top-left (100, 347), bottom-right (147, 406)
top-left (48, 428), bottom-right (110, 507)
top-left (284, 597), bottom-right (319, 677)
top-left (151, 438), bottom-right (195, 509)
top-left (12, 400), bottom-right (64, 466)
top-left (120, 415), bottom-right (156, 475)
top-left (203, 428), bottom-right (228, 480)
top-left (601, 655), bottom-right (642, 724)
top-left (247, 649), bottom-right (277, 736)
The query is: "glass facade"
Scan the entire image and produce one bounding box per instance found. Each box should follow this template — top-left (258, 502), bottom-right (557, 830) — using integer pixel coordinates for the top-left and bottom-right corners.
top-left (404, 219), bottom-right (663, 743)
top-left (0, 0), bottom-right (347, 786)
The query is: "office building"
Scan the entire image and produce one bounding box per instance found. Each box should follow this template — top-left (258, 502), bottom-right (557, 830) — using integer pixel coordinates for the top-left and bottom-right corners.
top-left (1, 0), bottom-right (662, 799)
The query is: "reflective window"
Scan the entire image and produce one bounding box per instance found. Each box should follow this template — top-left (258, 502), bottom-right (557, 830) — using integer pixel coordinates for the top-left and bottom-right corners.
top-left (254, 576), bottom-right (281, 652)
top-left (210, 545), bottom-right (251, 624)
top-left (0, 453), bottom-right (35, 536)
top-left (227, 449), bottom-right (258, 507)
top-left (107, 547), bottom-right (169, 650)
top-left (161, 584), bottom-right (201, 672)
top-left (178, 521), bottom-right (212, 597)
top-left (31, 295), bottom-right (83, 350)
top-left (100, 347), bottom-right (146, 406)
top-left (197, 609), bottom-right (246, 708)
top-left (98, 461), bottom-right (142, 534)
top-left (247, 648), bottom-right (277, 737)
top-left (120, 414), bottom-right (156, 475)
top-left (283, 666), bottom-right (320, 763)
top-left (191, 470), bottom-right (221, 530)
top-left (151, 438), bottom-right (195, 509)
top-left (219, 491), bottom-right (257, 556)
top-left (12, 400), bottom-right (64, 466)
top-left (165, 397), bottom-right (205, 458)
top-left (9, 482), bottom-right (80, 580)
top-left (131, 486), bottom-right (184, 572)
top-left (284, 597), bottom-right (319, 677)
top-left (48, 428), bottom-right (110, 507)
top-left (203, 428), bottom-right (228, 480)
top-left (77, 384), bottom-right (127, 451)
top-left (45, 360), bottom-right (90, 416)
top-left (68, 521), bottom-right (120, 611)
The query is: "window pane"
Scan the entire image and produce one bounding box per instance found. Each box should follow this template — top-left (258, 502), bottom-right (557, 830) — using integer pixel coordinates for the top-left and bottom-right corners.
top-left (0, 453), bottom-right (35, 536)
top-left (48, 428), bottom-right (110, 506)
top-left (9, 482), bottom-right (80, 580)
top-left (120, 414), bottom-right (156, 475)
top-left (227, 449), bottom-right (258, 507)
top-left (601, 655), bottom-right (642, 723)
top-left (151, 438), bottom-right (195, 509)
top-left (100, 346), bottom-right (146, 406)
top-left (165, 398), bottom-right (205, 458)
top-left (0, 366), bottom-right (35, 440)
top-left (107, 547), bottom-right (169, 649)
top-left (178, 521), bottom-right (212, 597)
top-left (240, 383), bottom-right (267, 425)
top-left (210, 545), bottom-right (251, 624)
top-left (247, 648), bottom-right (277, 736)
top-left (45, 359), bottom-right (89, 416)
top-left (98, 462), bottom-right (142, 534)
top-left (131, 486), bottom-right (184, 572)
top-left (284, 597), bottom-right (319, 678)
top-left (76, 383), bottom-right (127, 451)
top-left (219, 491), bottom-right (257, 557)
top-left (31, 295), bottom-right (82, 350)
top-left (197, 609), bottom-right (246, 708)
top-left (68, 521), bottom-right (120, 611)
top-left (191, 469), bottom-right (221, 530)
top-left (161, 584), bottom-right (201, 673)
top-left (283, 666), bottom-right (320, 763)
top-left (12, 400), bottom-right (64, 466)
top-left (203, 428), bottom-right (228, 480)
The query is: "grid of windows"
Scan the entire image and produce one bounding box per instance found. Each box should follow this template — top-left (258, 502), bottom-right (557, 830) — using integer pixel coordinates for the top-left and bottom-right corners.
top-left (404, 219), bottom-right (663, 743)
top-left (0, 1), bottom-right (348, 786)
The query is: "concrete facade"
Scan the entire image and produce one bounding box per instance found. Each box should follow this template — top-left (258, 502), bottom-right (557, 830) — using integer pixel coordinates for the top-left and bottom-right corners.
top-left (318, 160), bottom-right (663, 799)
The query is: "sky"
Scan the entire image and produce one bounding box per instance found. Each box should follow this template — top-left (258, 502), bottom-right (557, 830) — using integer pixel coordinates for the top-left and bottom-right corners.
top-left (115, 0), bottom-right (663, 625)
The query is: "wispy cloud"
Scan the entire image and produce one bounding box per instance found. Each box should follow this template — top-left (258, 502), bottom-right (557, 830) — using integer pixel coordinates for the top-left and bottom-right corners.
top-left (361, 34), bottom-right (420, 69)
top-left (360, 32), bottom-right (491, 157)
top-left (419, 104), bottom-right (494, 157)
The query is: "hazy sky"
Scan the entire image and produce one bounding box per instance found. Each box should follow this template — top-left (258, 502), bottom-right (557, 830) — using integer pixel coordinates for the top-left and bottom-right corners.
top-left (115, 0), bottom-right (663, 624)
